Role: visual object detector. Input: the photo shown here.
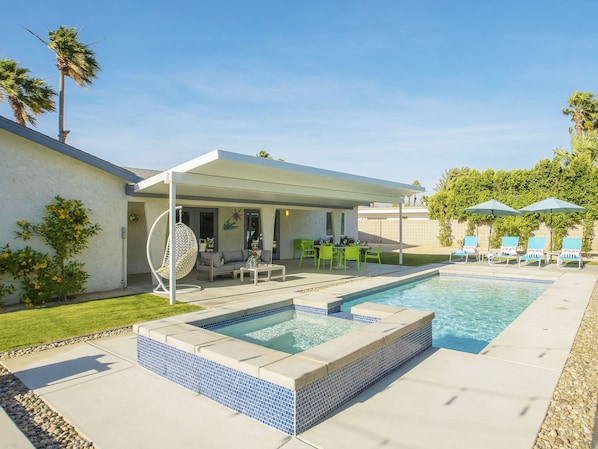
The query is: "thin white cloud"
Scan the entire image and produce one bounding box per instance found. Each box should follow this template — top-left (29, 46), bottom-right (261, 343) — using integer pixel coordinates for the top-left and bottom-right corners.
top-left (1, 60), bottom-right (571, 195)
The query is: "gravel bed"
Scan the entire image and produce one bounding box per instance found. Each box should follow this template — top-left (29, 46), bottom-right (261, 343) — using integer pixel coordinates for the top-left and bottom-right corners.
top-left (0, 366), bottom-right (94, 448)
top-left (0, 327), bottom-right (131, 449)
top-left (533, 281), bottom-right (598, 449)
top-left (1, 290), bottom-right (597, 448)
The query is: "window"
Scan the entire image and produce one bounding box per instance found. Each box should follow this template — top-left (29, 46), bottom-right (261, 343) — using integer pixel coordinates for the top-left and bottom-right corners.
top-left (326, 212), bottom-right (345, 235)
top-left (326, 212), bottom-right (333, 235)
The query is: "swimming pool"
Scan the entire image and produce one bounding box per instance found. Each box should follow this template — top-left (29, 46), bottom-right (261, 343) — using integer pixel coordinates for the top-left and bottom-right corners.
top-left (342, 274), bottom-right (551, 354)
top-left (209, 308), bottom-right (366, 354)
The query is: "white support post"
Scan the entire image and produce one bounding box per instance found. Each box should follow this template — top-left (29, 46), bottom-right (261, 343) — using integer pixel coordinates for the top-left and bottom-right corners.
top-left (331, 210), bottom-right (343, 243)
top-left (260, 206), bottom-right (276, 250)
top-left (399, 201), bottom-right (403, 265)
top-left (168, 180), bottom-right (177, 305)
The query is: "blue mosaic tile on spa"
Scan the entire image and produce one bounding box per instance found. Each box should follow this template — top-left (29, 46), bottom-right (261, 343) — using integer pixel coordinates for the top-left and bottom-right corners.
top-left (137, 321), bottom-right (432, 435)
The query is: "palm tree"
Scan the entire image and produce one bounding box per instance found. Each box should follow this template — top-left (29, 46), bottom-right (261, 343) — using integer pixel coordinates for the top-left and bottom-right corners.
top-left (554, 130), bottom-right (598, 167)
top-left (562, 91), bottom-right (598, 136)
top-left (256, 150), bottom-right (284, 161)
top-left (556, 93), bottom-right (598, 167)
top-left (256, 150), bottom-right (273, 159)
top-left (0, 58), bottom-right (56, 126)
top-left (27, 26), bottom-right (100, 142)
top-left (405, 180), bottom-right (421, 206)
top-left (434, 167), bottom-right (470, 192)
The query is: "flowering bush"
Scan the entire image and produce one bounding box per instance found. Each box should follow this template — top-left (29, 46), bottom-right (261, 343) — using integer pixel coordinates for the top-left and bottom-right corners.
top-left (0, 196), bottom-right (100, 306)
top-left (0, 252), bottom-right (15, 308)
top-left (0, 283), bottom-right (14, 309)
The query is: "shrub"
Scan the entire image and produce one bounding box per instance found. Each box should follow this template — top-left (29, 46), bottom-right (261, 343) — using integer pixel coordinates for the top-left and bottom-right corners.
top-left (0, 247), bottom-right (16, 308)
top-left (0, 196), bottom-right (100, 306)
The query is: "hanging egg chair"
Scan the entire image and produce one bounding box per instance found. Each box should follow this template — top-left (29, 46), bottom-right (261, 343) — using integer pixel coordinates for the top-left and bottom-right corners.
top-left (146, 206), bottom-right (200, 293)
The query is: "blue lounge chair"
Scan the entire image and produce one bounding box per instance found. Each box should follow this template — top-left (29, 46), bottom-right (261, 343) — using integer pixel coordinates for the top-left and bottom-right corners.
top-left (449, 236), bottom-right (479, 262)
top-left (518, 237), bottom-right (546, 268)
top-left (557, 237), bottom-right (583, 269)
top-left (487, 236), bottom-right (519, 265)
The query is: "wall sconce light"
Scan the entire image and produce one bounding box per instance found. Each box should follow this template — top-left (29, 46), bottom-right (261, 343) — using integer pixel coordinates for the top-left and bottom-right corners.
top-left (285, 210), bottom-right (289, 217)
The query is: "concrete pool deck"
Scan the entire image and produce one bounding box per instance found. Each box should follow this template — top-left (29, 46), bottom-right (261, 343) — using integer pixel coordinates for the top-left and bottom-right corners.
top-left (1, 260), bottom-right (596, 448)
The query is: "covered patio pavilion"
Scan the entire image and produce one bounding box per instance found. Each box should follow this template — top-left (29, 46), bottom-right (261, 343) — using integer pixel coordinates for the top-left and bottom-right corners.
top-left (132, 150), bottom-right (425, 303)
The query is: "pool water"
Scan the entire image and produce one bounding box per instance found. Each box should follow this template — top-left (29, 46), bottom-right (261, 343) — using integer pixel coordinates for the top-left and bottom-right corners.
top-left (211, 309), bottom-right (366, 354)
top-left (342, 275), bottom-right (550, 354)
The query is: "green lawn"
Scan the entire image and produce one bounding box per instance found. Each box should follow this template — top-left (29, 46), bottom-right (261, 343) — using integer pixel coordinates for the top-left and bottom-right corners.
top-left (0, 294), bottom-right (200, 352)
top-left (0, 252), bottom-right (448, 352)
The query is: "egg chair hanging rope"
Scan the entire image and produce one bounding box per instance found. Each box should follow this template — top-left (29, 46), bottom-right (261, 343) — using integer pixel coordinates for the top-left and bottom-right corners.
top-left (146, 206), bottom-right (200, 294)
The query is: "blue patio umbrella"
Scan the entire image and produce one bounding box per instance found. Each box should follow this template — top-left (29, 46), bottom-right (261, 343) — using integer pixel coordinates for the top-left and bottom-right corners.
top-left (464, 199), bottom-right (521, 250)
top-left (519, 197), bottom-right (585, 251)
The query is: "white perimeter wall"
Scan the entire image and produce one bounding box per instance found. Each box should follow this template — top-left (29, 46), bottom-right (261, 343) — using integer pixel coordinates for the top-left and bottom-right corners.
top-left (359, 217), bottom-right (593, 251)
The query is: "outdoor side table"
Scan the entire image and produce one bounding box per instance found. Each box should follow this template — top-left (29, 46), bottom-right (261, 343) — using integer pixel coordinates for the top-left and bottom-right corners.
top-left (239, 264), bottom-right (286, 286)
top-left (545, 251), bottom-right (560, 265)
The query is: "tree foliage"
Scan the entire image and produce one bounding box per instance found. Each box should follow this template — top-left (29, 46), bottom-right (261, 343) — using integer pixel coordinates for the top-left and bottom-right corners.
top-left (426, 159), bottom-right (592, 249)
top-left (562, 91), bottom-right (598, 135)
top-left (27, 25), bottom-right (100, 142)
top-left (427, 91), bottom-right (598, 251)
top-left (256, 150), bottom-right (284, 161)
top-left (0, 58), bottom-right (56, 126)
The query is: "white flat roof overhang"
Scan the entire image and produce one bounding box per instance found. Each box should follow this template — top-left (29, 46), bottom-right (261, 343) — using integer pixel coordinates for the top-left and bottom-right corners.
top-left (132, 150), bottom-right (425, 209)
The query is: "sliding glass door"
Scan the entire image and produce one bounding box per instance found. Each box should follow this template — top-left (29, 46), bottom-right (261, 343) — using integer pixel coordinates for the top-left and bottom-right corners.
top-left (245, 209), bottom-right (261, 249)
top-left (181, 207), bottom-right (218, 250)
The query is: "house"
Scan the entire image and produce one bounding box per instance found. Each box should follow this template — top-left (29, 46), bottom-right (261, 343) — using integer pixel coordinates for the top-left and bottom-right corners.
top-left (0, 116), bottom-right (424, 305)
top-left (1, 117), bottom-right (140, 304)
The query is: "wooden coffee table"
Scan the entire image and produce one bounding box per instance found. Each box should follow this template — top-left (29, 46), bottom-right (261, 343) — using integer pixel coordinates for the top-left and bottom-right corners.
top-left (239, 264), bottom-right (286, 286)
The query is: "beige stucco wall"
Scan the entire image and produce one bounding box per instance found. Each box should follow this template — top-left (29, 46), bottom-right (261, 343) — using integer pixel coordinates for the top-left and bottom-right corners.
top-left (359, 217), bottom-right (591, 251)
top-left (126, 201), bottom-right (150, 274)
top-left (0, 129), bottom-right (130, 305)
top-left (343, 210), bottom-right (359, 242)
top-left (280, 209), bottom-right (325, 259)
top-left (135, 198), bottom-right (169, 276)
top-left (218, 207), bottom-right (245, 251)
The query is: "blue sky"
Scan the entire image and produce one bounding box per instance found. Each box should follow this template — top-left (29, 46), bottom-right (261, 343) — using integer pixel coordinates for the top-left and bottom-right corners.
top-left (2, 1), bottom-right (597, 195)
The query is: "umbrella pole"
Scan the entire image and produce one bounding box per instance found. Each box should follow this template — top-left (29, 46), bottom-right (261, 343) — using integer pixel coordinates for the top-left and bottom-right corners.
top-left (488, 220), bottom-right (493, 251)
top-left (549, 213), bottom-right (553, 253)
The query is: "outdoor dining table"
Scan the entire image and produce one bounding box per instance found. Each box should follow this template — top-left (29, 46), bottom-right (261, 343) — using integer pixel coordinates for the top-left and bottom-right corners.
top-left (313, 244), bottom-right (371, 268)
top-left (313, 244), bottom-right (371, 251)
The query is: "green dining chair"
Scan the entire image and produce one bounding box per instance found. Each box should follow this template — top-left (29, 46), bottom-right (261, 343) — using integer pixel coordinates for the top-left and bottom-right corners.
top-left (342, 245), bottom-right (361, 270)
top-left (364, 245), bottom-right (382, 267)
top-left (317, 245), bottom-right (335, 270)
top-left (299, 242), bottom-right (316, 268)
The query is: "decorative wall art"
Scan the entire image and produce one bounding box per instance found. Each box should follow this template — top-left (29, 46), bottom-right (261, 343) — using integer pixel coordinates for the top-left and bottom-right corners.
top-left (222, 208), bottom-right (242, 231)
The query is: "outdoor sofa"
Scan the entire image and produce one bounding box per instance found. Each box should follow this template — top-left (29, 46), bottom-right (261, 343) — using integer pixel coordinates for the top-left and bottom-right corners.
top-left (197, 249), bottom-right (272, 281)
